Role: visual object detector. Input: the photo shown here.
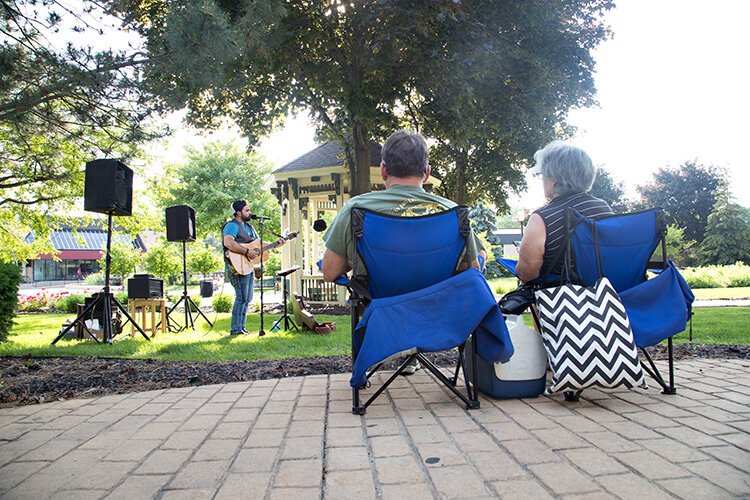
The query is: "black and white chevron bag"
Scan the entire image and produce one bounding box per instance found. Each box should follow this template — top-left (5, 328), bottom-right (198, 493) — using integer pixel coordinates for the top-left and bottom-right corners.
top-left (535, 276), bottom-right (647, 394)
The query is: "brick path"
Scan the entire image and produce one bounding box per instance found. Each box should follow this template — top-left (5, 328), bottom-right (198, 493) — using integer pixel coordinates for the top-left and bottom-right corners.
top-left (1, 358), bottom-right (749, 499)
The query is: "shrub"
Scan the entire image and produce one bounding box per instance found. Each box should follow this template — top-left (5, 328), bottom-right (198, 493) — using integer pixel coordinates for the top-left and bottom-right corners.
top-left (84, 272), bottom-right (104, 285)
top-left (681, 267), bottom-right (724, 289)
top-left (212, 294), bottom-right (232, 313)
top-left (728, 274), bottom-right (750, 287)
top-left (55, 294), bottom-right (85, 313)
top-left (115, 292), bottom-right (128, 305)
top-left (0, 263), bottom-right (22, 341)
top-left (723, 263), bottom-right (750, 287)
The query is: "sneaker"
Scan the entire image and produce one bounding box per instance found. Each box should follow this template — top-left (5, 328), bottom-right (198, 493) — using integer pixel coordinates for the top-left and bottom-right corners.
top-left (401, 359), bottom-right (421, 375)
top-left (229, 331), bottom-right (243, 335)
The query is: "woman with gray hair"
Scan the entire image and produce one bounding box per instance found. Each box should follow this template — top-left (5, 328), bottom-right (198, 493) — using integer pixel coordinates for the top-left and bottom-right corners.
top-left (516, 141), bottom-right (613, 283)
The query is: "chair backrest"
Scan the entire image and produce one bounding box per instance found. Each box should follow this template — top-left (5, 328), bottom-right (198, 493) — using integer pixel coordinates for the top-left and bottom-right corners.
top-left (567, 208), bottom-right (666, 293)
top-left (351, 206), bottom-right (470, 298)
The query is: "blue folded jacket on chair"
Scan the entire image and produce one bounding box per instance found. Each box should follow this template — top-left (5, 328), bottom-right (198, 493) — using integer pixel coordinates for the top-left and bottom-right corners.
top-left (350, 268), bottom-right (514, 388)
top-left (619, 260), bottom-right (695, 348)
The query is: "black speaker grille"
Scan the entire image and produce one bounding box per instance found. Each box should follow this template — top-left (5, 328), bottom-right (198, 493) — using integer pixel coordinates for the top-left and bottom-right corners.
top-left (166, 205), bottom-right (197, 242)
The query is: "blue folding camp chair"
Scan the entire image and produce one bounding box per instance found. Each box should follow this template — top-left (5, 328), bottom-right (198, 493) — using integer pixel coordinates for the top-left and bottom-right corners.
top-left (499, 208), bottom-right (693, 397)
top-left (335, 206), bottom-right (514, 415)
top-left (562, 207), bottom-right (694, 396)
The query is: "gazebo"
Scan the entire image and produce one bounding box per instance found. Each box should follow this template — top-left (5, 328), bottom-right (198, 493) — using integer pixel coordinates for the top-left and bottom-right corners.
top-left (270, 140), bottom-right (440, 305)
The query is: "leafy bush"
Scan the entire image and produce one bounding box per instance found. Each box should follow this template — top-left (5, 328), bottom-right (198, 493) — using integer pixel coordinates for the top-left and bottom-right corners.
top-left (680, 263), bottom-right (750, 288)
top-left (728, 274), bottom-right (750, 287)
top-left (84, 272), bottom-right (103, 285)
top-left (212, 294), bottom-right (232, 313)
top-left (0, 263), bottom-right (22, 341)
top-left (682, 270), bottom-right (723, 289)
top-left (115, 292), bottom-right (128, 305)
top-left (55, 294), bottom-right (85, 313)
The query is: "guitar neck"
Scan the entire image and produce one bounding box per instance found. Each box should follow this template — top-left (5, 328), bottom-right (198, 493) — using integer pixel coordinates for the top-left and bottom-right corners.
top-left (259, 240), bottom-right (284, 253)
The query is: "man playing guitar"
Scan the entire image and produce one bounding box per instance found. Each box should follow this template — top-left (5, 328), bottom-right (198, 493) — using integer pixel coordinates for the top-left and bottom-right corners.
top-left (222, 200), bottom-right (286, 335)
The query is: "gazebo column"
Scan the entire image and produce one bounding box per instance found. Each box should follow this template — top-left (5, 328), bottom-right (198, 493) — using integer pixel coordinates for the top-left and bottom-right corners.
top-left (331, 173), bottom-right (347, 305)
top-left (287, 178), bottom-right (301, 297)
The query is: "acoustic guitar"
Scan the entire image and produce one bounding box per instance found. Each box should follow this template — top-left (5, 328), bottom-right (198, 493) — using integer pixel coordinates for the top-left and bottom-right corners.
top-left (226, 232), bottom-right (299, 276)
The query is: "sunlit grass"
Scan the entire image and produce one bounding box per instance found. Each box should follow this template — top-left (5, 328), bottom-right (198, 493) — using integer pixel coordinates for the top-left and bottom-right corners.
top-left (692, 287), bottom-right (750, 300)
top-left (521, 306), bottom-right (750, 345)
top-left (3, 312), bottom-right (351, 361)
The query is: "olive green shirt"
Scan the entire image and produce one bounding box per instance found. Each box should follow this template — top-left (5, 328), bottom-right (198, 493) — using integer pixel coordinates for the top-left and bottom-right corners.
top-left (323, 185), bottom-right (479, 271)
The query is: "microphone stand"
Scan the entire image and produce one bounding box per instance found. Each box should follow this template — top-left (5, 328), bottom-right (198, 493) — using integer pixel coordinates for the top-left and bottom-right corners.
top-left (257, 217), bottom-right (265, 337)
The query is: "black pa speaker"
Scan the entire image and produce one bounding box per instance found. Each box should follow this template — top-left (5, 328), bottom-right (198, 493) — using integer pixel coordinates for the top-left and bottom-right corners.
top-left (165, 205), bottom-right (196, 242)
top-left (83, 159), bottom-right (133, 216)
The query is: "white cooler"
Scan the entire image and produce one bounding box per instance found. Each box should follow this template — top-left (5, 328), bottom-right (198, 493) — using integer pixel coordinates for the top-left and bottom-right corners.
top-left (465, 314), bottom-right (548, 399)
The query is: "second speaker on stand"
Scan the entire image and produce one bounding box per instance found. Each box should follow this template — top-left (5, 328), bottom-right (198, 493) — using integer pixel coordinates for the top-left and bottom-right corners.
top-left (165, 205), bottom-right (212, 331)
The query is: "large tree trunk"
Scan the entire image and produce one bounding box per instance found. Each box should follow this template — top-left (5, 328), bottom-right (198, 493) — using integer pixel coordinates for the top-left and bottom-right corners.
top-left (454, 150), bottom-right (468, 205)
top-left (350, 120), bottom-right (371, 196)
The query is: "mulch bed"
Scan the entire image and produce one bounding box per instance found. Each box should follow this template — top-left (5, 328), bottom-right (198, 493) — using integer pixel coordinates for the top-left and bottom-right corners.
top-left (1, 344), bottom-right (748, 407)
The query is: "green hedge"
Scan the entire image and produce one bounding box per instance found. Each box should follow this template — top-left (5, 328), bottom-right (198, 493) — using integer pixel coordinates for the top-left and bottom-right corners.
top-left (0, 263), bottom-right (21, 341)
top-left (681, 263), bottom-right (750, 289)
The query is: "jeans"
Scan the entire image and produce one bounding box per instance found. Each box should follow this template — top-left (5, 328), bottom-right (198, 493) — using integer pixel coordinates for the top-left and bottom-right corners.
top-left (226, 264), bottom-right (254, 333)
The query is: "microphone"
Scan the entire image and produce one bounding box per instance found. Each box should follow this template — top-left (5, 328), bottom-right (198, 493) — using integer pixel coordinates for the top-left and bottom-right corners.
top-left (313, 219), bottom-right (327, 232)
top-left (249, 214), bottom-right (272, 221)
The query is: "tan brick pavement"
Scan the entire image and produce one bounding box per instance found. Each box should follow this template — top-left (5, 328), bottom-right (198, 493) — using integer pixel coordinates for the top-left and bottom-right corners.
top-left (1, 358), bottom-right (749, 499)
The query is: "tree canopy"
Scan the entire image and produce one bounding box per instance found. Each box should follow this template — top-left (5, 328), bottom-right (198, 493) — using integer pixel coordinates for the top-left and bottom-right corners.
top-left (151, 141), bottom-right (280, 238)
top-left (589, 168), bottom-right (629, 213)
top-left (699, 200), bottom-right (750, 266)
top-left (0, 0), bottom-right (160, 262)
top-left (637, 161), bottom-right (728, 243)
top-left (114, 0), bottom-right (613, 207)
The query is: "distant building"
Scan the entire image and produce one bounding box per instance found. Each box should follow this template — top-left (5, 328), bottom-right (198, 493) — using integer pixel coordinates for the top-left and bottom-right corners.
top-left (494, 229), bottom-right (523, 258)
top-left (24, 223), bottom-right (145, 282)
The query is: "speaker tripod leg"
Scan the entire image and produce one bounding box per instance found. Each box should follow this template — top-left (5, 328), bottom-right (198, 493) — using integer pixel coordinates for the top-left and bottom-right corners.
top-left (52, 294), bottom-right (104, 344)
top-left (167, 295), bottom-right (187, 332)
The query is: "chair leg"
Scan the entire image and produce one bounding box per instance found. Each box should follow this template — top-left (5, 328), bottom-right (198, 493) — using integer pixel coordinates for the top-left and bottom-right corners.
top-left (641, 345), bottom-right (677, 395)
top-left (350, 297), bottom-right (365, 415)
top-left (564, 390), bottom-right (582, 402)
top-left (665, 337), bottom-right (676, 394)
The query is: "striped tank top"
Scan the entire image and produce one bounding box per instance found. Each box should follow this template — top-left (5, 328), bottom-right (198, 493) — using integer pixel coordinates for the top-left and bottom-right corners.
top-left (534, 192), bottom-right (613, 277)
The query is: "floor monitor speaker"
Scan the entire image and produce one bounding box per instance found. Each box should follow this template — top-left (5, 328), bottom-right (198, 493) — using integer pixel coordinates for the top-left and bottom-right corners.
top-left (83, 159), bottom-right (133, 216)
top-left (166, 205), bottom-right (197, 242)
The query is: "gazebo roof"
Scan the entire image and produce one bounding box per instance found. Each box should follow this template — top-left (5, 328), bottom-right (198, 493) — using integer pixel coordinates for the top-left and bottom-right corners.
top-left (273, 140), bottom-right (381, 174)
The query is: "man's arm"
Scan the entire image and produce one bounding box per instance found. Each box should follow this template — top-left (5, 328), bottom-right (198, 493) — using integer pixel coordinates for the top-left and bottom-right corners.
top-left (516, 213), bottom-right (546, 283)
top-left (223, 234), bottom-right (259, 259)
top-left (321, 248), bottom-right (351, 282)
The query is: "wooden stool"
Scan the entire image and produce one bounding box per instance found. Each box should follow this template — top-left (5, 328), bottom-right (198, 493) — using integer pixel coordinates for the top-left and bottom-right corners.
top-left (127, 298), bottom-right (166, 338)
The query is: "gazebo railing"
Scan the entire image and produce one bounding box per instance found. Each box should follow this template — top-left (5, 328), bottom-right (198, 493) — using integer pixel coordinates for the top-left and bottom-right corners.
top-left (300, 276), bottom-right (339, 303)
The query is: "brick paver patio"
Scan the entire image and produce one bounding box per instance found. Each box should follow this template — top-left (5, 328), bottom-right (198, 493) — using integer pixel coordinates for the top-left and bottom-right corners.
top-left (1, 357), bottom-right (749, 499)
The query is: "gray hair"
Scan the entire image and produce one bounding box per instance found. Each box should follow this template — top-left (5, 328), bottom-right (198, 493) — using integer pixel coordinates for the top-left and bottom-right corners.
top-left (533, 140), bottom-right (596, 197)
top-left (381, 130), bottom-right (429, 178)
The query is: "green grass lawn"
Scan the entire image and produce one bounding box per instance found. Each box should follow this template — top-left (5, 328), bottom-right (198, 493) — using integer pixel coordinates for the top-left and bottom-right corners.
top-left (521, 306), bottom-right (749, 345)
top-left (2, 312), bottom-right (351, 362)
top-left (4, 304), bottom-right (748, 364)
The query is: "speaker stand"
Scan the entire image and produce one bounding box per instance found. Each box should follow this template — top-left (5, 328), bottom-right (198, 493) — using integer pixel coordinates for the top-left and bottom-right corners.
top-left (53, 212), bottom-right (149, 344)
top-left (167, 241), bottom-right (213, 331)
top-left (257, 218), bottom-right (266, 337)
top-left (271, 266), bottom-right (299, 332)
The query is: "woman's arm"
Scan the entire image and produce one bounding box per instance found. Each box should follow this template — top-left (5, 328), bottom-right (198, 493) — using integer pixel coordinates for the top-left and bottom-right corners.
top-left (515, 213), bottom-right (546, 283)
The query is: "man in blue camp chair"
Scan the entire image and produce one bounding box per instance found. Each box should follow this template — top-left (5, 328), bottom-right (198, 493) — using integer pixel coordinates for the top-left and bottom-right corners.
top-left (321, 130), bottom-right (511, 413)
top-left (322, 130), bottom-right (485, 375)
